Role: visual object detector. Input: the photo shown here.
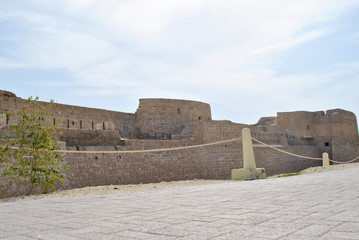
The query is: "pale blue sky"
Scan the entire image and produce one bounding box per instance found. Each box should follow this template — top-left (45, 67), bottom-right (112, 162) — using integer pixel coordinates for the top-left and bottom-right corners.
top-left (1, 0), bottom-right (359, 125)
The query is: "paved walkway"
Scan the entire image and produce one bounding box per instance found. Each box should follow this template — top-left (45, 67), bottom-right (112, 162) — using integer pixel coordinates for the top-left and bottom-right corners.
top-left (1, 168), bottom-right (359, 240)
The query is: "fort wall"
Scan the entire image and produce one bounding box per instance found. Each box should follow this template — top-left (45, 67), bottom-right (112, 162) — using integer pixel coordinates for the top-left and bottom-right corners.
top-left (59, 143), bottom-right (320, 191)
top-left (60, 129), bottom-right (122, 146)
top-left (0, 90), bottom-right (358, 197)
top-left (0, 94), bottom-right (137, 138)
top-left (277, 109), bottom-right (359, 159)
top-left (135, 99), bottom-right (211, 137)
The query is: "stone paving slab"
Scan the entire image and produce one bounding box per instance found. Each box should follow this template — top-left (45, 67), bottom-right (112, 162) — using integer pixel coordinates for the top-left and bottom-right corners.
top-left (1, 168), bottom-right (359, 239)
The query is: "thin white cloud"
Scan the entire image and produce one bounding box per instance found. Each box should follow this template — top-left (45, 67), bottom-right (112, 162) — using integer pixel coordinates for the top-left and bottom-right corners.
top-left (0, 0), bottom-right (358, 122)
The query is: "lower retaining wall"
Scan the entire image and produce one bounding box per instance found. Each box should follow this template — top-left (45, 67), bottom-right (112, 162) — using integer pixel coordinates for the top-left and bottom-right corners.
top-left (1, 142), bottom-right (322, 197)
top-left (254, 145), bottom-right (322, 175)
top-left (61, 143), bottom-right (321, 190)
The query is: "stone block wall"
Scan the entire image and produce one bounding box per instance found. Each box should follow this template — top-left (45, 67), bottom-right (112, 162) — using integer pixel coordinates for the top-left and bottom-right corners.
top-left (254, 145), bottom-right (321, 175)
top-left (59, 129), bottom-right (121, 146)
top-left (332, 134), bottom-right (359, 162)
top-left (202, 121), bottom-right (245, 142)
top-left (202, 121), bottom-right (288, 145)
top-left (277, 111), bottom-right (316, 142)
top-left (0, 95), bottom-right (138, 138)
top-left (59, 141), bottom-right (321, 191)
top-left (135, 99), bottom-right (211, 136)
top-left (0, 90), bottom-right (356, 198)
top-left (0, 131), bottom-right (323, 198)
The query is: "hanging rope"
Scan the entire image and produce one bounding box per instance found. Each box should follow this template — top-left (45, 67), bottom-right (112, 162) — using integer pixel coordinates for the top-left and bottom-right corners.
top-left (1, 137), bottom-right (242, 154)
top-left (251, 137), bottom-right (359, 164)
top-left (329, 156), bottom-right (359, 164)
top-left (251, 137), bottom-right (322, 160)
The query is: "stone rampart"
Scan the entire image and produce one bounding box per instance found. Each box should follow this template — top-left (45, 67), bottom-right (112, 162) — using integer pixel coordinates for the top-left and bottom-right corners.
top-left (59, 142), bottom-right (320, 190)
top-left (0, 94), bottom-right (137, 138)
top-left (0, 90), bottom-right (358, 197)
top-left (60, 129), bottom-right (122, 146)
top-left (136, 98), bottom-right (211, 136)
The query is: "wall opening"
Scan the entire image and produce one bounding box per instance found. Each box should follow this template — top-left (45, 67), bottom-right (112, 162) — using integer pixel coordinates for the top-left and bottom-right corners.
top-left (72, 121), bottom-right (75, 125)
top-left (6, 115), bottom-right (9, 124)
top-left (76, 146), bottom-right (79, 151)
top-left (53, 118), bottom-right (56, 125)
top-left (177, 108), bottom-right (180, 114)
top-left (324, 142), bottom-right (329, 147)
top-left (103, 122), bottom-right (105, 130)
top-left (67, 119), bottom-right (70, 129)
top-left (80, 120), bottom-right (82, 129)
top-left (307, 125), bottom-right (310, 130)
top-left (198, 116), bottom-right (201, 120)
top-left (92, 121), bottom-right (94, 130)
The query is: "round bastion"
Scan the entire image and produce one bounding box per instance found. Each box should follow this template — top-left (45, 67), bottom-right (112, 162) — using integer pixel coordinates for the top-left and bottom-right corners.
top-left (135, 98), bottom-right (212, 135)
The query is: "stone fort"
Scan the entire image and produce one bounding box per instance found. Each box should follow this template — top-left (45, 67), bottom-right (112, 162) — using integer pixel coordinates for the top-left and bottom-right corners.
top-left (1, 90), bottom-right (358, 196)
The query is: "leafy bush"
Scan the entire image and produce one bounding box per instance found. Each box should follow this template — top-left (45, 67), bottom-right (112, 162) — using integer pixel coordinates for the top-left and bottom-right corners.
top-left (0, 97), bottom-right (68, 196)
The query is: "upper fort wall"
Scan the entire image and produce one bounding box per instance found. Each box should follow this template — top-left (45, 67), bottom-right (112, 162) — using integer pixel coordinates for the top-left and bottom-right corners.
top-left (0, 92), bottom-right (214, 140)
top-left (276, 109), bottom-right (359, 158)
top-left (135, 99), bottom-right (211, 137)
top-left (0, 92), bottom-right (138, 137)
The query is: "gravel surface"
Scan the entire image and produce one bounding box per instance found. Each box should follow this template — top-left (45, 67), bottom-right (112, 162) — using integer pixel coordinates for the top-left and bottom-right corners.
top-left (2, 162), bottom-right (359, 202)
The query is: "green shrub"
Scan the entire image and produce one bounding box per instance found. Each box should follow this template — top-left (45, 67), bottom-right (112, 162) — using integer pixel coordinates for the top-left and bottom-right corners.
top-left (0, 97), bottom-right (68, 196)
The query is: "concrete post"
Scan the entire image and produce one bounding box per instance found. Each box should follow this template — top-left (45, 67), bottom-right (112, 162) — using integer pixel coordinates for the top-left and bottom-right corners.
top-left (323, 152), bottom-right (330, 167)
top-left (242, 128), bottom-right (256, 169)
top-left (231, 128), bottom-right (266, 180)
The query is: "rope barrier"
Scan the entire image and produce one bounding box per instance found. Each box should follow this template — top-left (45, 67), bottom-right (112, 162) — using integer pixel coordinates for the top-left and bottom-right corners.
top-left (251, 137), bottom-right (359, 164)
top-left (0, 137), bottom-right (242, 154)
top-left (251, 137), bottom-right (323, 161)
top-left (2, 136), bottom-right (358, 164)
top-left (329, 156), bottom-right (359, 164)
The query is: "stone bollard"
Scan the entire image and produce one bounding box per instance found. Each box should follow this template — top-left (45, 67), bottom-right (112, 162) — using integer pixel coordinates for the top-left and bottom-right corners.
top-left (322, 152), bottom-right (330, 167)
top-left (231, 128), bottom-right (266, 180)
top-left (242, 128), bottom-right (256, 169)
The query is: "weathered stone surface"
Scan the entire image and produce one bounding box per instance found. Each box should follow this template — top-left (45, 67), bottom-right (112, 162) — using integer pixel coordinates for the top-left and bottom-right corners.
top-left (0, 90), bottom-right (358, 197)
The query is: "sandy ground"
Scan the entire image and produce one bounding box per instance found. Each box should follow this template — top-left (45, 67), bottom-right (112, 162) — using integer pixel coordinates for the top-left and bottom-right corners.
top-left (2, 162), bottom-right (359, 202)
